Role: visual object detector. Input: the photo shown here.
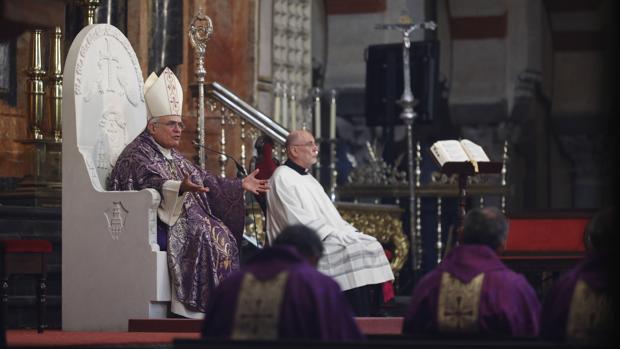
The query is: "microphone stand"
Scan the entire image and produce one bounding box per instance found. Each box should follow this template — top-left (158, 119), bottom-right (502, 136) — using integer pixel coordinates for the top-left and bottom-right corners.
top-left (193, 141), bottom-right (264, 249)
top-left (193, 141), bottom-right (247, 178)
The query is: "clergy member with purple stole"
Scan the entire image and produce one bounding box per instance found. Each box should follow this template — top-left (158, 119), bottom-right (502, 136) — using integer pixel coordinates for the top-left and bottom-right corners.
top-left (266, 130), bottom-right (394, 316)
top-left (402, 207), bottom-right (541, 337)
top-left (107, 67), bottom-right (269, 318)
top-left (540, 208), bottom-right (614, 342)
top-left (201, 224), bottom-right (364, 341)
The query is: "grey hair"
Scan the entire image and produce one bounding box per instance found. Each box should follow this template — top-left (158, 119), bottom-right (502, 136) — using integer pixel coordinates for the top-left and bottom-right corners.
top-left (461, 207), bottom-right (509, 249)
top-left (273, 224), bottom-right (324, 260)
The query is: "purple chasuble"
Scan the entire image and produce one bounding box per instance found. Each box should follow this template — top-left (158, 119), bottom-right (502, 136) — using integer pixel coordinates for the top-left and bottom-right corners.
top-left (541, 251), bottom-right (613, 340)
top-left (402, 244), bottom-right (541, 337)
top-left (202, 246), bottom-right (364, 341)
top-left (107, 131), bottom-right (245, 312)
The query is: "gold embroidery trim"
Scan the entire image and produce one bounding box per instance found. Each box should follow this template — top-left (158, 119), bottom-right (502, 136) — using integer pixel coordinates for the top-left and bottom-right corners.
top-left (566, 279), bottom-right (611, 339)
top-left (438, 272), bottom-right (484, 334)
top-left (232, 271), bottom-right (289, 340)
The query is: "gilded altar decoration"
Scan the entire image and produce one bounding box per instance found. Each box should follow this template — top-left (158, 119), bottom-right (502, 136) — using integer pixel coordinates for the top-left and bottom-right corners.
top-left (232, 271), bottom-right (289, 340)
top-left (338, 203), bottom-right (408, 273)
top-left (437, 272), bottom-right (484, 333)
top-left (347, 142), bottom-right (407, 186)
top-left (566, 279), bottom-right (612, 339)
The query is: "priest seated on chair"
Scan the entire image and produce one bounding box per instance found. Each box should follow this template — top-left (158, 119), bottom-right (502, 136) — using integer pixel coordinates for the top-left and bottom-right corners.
top-left (202, 224), bottom-right (364, 340)
top-left (266, 129), bottom-right (394, 316)
top-left (107, 67), bottom-right (269, 318)
top-left (402, 207), bottom-right (541, 337)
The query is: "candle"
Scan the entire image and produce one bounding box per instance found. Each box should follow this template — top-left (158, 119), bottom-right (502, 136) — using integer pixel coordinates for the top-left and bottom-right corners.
top-left (329, 89), bottom-right (337, 139)
top-left (282, 85), bottom-right (288, 129)
top-left (314, 89), bottom-right (321, 140)
top-left (273, 93), bottom-right (281, 125)
top-left (290, 94), bottom-right (297, 131)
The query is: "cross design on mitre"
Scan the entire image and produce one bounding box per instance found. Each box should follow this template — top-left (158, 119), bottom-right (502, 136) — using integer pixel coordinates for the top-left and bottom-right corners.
top-left (164, 69), bottom-right (181, 115)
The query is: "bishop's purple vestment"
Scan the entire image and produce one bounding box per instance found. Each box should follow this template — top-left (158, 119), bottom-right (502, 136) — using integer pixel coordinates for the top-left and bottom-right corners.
top-left (540, 251), bottom-right (613, 340)
top-left (402, 245), bottom-right (541, 337)
top-left (107, 131), bottom-right (245, 312)
top-left (201, 245), bottom-right (364, 341)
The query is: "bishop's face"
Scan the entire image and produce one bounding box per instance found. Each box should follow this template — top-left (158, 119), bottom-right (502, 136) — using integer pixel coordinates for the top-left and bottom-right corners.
top-left (289, 131), bottom-right (319, 169)
top-left (149, 115), bottom-right (184, 149)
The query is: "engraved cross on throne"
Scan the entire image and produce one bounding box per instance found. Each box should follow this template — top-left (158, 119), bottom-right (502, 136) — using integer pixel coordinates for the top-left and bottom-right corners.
top-left (98, 37), bottom-right (121, 93)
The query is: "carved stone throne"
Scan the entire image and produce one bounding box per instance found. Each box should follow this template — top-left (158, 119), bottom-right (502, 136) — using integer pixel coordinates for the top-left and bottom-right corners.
top-left (62, 24), bottom-right (170, 331)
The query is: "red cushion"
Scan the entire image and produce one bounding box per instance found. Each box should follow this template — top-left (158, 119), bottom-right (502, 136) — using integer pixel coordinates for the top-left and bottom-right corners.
top-left (256, 143), bottom-right (278, 180)
top-left (1, 239), bottom-right (53, 253)
top-left (383, 248), bottom-right (394, 261)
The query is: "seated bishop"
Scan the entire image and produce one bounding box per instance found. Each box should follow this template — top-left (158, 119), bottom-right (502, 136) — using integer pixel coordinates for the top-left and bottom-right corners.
top-left (107, 67), bottom-right (268, 318)
top-left (201, 224), bottom-right (364, 341)
top-left (402, 207), bottom-right (541, 337)
top-left (266, 130), bottom-right (394, 316)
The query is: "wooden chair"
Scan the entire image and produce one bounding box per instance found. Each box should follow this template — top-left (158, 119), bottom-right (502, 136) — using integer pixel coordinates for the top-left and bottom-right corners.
top-left (1, 239), bottom-right (52, 333)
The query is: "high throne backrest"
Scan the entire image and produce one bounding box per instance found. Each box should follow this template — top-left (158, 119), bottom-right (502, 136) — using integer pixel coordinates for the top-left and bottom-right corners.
top-left (62, 24), bottom-right (169, 332)
top-left (64, 24), bottom-right (146, 190)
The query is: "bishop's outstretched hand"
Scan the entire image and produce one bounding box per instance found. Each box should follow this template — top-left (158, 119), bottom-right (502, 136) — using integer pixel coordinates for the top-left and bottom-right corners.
top-left (242, 169), bottom-right (270, 195)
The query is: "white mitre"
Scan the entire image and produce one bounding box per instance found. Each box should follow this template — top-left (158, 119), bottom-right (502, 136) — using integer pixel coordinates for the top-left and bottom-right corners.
top-left (144, 67), bottom-right (183, 119)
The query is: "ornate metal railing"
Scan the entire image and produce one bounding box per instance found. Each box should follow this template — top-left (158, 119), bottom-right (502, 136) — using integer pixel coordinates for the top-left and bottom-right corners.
top-left (206, 82), bottom-right (289, 145)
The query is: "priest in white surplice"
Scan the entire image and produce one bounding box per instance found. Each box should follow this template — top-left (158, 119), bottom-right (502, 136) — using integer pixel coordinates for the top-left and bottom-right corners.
top-left (266, 130), bottom-right (394, 315)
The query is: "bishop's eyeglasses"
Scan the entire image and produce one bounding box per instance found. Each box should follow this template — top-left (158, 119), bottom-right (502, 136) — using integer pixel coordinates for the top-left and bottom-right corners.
top-left (157, 120), bottom-right (185, 130)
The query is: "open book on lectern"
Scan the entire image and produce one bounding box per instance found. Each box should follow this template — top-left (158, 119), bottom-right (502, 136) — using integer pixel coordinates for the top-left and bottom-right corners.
top-left (430, 139), bottom-right (501, 175)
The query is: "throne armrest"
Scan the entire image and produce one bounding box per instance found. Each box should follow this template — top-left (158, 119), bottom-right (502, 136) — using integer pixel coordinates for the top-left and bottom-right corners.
top-left (96, 188), bottom-right (162, 251)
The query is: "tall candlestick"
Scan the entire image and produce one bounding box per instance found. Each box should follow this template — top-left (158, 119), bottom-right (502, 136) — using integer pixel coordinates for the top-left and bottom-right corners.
top-left (49, 26), bottom-right (63, 142)
top-left (27, 29), bottom-right (46, 140)
top-left (313, 87), bottom-right (321, 139)
top-left (290, 94), bottom-right (297, 131)
top-left (329, 89), bottom-right (337, 139)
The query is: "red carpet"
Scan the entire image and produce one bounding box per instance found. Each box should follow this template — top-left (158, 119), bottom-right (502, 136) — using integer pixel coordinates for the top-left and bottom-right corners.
top-left (6, 330), bottom-right (200, 347)
top-left (356, 317), bottom-right (403, 335)
top-left (128, 317), bottom-right (403, 335)
top-left (7, 318), bottom-right (402, 346)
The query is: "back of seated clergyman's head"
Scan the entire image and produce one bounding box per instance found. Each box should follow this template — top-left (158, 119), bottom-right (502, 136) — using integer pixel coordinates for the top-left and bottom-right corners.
top-left (273, 224), bottom-right (324, 266)
top-left (461, 207), bottom-right (508, 250)
top-left (584, 206), bottom-right (615, 252)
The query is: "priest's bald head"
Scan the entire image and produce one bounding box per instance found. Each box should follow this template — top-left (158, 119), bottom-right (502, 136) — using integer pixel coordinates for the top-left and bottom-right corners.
top-left (143, 67), bottom-right (185, 149)
top-left (285, 130), bottom-right (319, 170)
